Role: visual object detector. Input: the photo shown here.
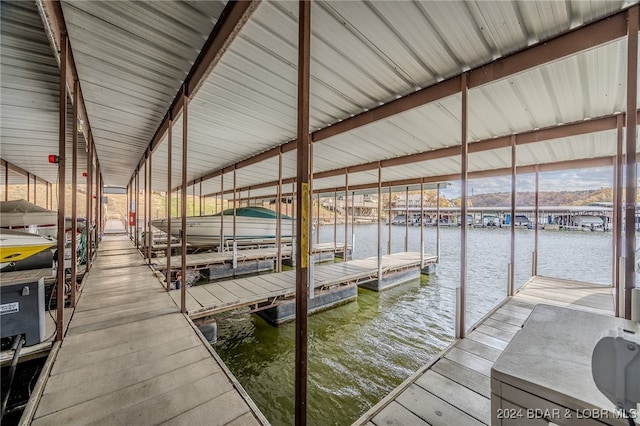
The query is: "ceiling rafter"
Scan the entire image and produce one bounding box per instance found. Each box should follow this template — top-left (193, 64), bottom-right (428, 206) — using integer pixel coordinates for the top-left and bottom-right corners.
top-left (1, 159), bottom-right (49, 185)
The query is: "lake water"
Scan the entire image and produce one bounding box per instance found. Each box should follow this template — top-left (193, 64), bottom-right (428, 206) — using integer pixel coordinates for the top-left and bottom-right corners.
top-left (214, 224), bottom-right (613, 425)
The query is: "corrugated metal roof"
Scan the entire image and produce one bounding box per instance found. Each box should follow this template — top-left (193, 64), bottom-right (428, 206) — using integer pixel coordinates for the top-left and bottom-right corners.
top-left (312, 94), bottom-right (462, 173)
top-left (1, 1), bottom-right (61, 184)
top-left (60, 0), bottom-right (227, 186)
top-left (469, 40), bottom-right (628, 139)
top-left (1, 1), bottom-right (87, 185)
top-left (165, 0), bottom-right (634, 198)
top-left (514, 130), bottom-right (618, 167)
top-left (2, 0), bottom-right (637, 199)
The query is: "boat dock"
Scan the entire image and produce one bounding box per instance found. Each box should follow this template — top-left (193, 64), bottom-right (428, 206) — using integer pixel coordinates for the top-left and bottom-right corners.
top-left (170, 252), bottom-right (438, 323)
top-left (354, 276), bottom-right (616, 426)
top-left (1, 265), bottom-right (87, 287)
top-left (152, 242), bottom-right (351, 280)
top-left (24, 235), bottom-right (268, 425)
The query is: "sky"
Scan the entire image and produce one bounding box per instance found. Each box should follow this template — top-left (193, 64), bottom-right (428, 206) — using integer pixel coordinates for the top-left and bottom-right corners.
top-left (440, 166), bottom-right (616, 198)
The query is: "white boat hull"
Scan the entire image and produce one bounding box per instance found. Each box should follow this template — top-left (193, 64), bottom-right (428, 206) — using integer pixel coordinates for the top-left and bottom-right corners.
top-left (151, 215), bottom-right (294, 248)
top-left (0, 230), bottom-right (56, 269)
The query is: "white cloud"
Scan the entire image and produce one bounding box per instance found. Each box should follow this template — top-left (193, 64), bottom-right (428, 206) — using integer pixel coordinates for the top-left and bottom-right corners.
top-left (440, 166), bottom-right (614, 198)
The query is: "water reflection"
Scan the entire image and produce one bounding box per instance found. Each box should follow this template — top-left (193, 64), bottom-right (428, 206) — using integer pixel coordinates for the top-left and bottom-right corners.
top-left (215, 224), bottom-right (612, 425)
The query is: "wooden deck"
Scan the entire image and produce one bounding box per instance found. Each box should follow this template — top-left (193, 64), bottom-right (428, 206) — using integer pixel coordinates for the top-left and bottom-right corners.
top-left (170, 252), bottom-right (438, 318)
top-left (353, 276), bottom-right (615, 426)
top-left (153, 242), bottom-right (350, 271)
top-left (0, 264), bottom-right (86, 286)
top-left (27, 233), bottom-right (267, 426)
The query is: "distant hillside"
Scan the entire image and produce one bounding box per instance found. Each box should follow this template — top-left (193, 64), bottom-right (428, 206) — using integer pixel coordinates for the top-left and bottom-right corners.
top-left (466, 188), bottom-right (614, 207)
top-left (2, 184), bottom-right (624, 217)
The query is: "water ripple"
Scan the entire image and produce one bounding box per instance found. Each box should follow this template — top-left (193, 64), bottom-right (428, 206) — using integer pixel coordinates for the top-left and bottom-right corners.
top-left (214, 225), bottom-right (612, 425)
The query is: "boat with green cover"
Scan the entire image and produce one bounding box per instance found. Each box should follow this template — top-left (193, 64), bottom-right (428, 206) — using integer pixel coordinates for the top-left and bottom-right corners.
top-left (151, 206), bottom-right (294, 249)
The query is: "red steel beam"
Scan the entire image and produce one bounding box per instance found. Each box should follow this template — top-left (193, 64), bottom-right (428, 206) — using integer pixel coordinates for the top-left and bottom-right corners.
top-left (614, 114), bottom-right (624, 316)
top-left (624, 5), bottom-right (638, 320)
top-left (71, 79), bottom-right (79, 308)
top-left (86, 138), bottom-right (93, 272)
top-left (4, 162), bottom-right (8, 201)
top-left (458, 73), bottom-right (468, 339)
top-left (166, 119), bottom-right (173, 292)
top-left (55, 33), bottom-right (67, 342)
top-left (509, 135), bottom-right (516, 297)
top-left (295, 0), bottom-right (311, 423)
top-left (181, 89), bottom-right (188, 314)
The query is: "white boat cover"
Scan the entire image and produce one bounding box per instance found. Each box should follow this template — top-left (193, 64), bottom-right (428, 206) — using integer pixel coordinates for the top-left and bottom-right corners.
top-left (0, 199), bottom-right (57, 227)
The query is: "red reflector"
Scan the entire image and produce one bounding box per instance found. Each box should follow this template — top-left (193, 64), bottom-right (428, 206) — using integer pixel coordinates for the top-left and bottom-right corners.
top-left (48, 155), bottom-right (58, 164)
top-left (82, 172), bottom-right (87, 177)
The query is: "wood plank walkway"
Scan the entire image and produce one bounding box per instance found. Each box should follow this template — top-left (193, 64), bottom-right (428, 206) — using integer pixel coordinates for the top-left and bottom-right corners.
top-left (29, 233), bottom-right (267, 426)
top-left (170, 252), bottom-right (438, 318)
top-left (353, 276), bottom-right (615, 426)
top-left (153, 242), bottom-right (350, 270)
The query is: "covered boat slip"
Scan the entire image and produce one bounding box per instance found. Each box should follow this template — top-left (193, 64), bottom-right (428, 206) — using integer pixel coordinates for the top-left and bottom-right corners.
top-left (25, 234), bottom-right (267, 426)
top-left (169, 252), bottom-right (438, 319)
top-left (152, 242), bottom-right (350, 271)
top-left (354, 276), bottom-right (619, 426)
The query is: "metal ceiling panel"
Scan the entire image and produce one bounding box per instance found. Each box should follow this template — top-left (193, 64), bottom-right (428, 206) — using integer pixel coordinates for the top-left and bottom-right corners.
top-left (515, 130), bottom-right (618, 167)
top-left (465, 130), bottom-right (619, 174)
top-left (510, 1), bottom-right (570, 42)
top-left (469, 39), bottom-right (627, 141)
top-left (5, 0), bottom-right (634, 198)
top-left (60, 0), bottom-right (226, 186)
top-left (381, 157), bottom-right (461, 182)
top-left (313, 94), bottom-right (462, 173)
top-left (177, 2), bottom-right (300, 180)
top-left (570, 0), bottom-right (630, 26)
top-left (468, 147), bottom-right (512, 172)
top-left (1, 104), bottom-right (89, 185)
top-left (1, 1), bottom-right (61, 184)
top-left (123, 0), bottom-right (633, 196)
top-left (311, 169), bottom-right (380, 193)
top-left (1, 167), bottom-right (42, 187)
top-left (311, 1), bottom-right (418, 110)
top-left (1, 3), bottom-right (87, 186)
